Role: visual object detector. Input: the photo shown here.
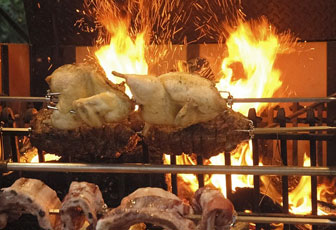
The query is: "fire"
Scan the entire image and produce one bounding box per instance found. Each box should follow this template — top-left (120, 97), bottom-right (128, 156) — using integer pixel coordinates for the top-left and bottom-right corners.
top-left (317, 177), bottom-right (336, 214)
top-left (288, 153), bottom-right (312, 214)
top-left (164, 155), bottom-right (199, 193)
top-left (31, 153), bottom-right (61, 163)
top-left (89, 2), bottom-right (336, 218)
top-left (95, 20), bottom-right (148, 96)
top-left (210, 17), bottom-right (293, 196)
top-left (173, 17), bottom-right (293, 198)
top-left (95, 20), bottom-right (148, 78)
top-left (206, 141), bottom-right (255, 197)
top-left (216, 17), bottom-right (293, 115)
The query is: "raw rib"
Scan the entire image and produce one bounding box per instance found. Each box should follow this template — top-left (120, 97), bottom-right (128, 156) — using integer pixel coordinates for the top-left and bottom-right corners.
top-left (192, 186), bottom-right (236, 230)
top-left (0, 178), bottom-right (61, 230)
top-left (60, 181), bottom-right (106, 230)
top-left (96, 187), bottom-right (196, 230)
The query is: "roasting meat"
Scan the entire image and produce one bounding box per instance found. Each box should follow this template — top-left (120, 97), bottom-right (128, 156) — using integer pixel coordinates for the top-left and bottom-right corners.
top-left (111, 71), bottom-right (250, 157)
top-left (113, 71), bottom-right (227, 128)
top-left (60, 181), bottom-right (106, 230)
top-left (30, 109), bottom-right (141, 162)
top-left (46, 64), bottom-right (134, 129)
top-left (0, 178), bottom-right (61, 230)
top-left (144, 108), bottom-right (251, 158)
top-left (192, 186), bottom-right (236, 230)
top-left (96, 187), bottom-right (196, 230)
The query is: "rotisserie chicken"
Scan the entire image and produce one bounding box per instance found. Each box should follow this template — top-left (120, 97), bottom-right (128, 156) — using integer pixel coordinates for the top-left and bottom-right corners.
top-left (46, 64), bottom-right (134, 129)
top-left (112, 71), bottom-right (227, 128)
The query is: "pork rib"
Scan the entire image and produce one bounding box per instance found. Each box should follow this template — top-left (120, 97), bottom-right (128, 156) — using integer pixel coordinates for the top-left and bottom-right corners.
top-left (0, 178), bottom-right (61, 230)
top-left (96, 187), bottom-right (196, 230)
top-left (192, 186), bottom-right (236, 230)
top-left (59, 181), bottom-right (106, 230)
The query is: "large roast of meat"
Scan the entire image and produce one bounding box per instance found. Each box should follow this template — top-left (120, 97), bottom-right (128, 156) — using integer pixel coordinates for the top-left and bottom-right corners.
top-left (30, 63), bottom-right (250, 160)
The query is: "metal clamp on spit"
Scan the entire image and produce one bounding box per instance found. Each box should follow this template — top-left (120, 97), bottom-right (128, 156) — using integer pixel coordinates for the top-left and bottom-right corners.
top-left (45, 90), bottom-right (76, 114)
top-left (219, 91), bottom-right (234, 108)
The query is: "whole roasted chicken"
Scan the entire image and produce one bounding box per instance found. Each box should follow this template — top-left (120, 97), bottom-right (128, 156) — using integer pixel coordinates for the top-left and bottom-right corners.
top-left (46, 64), bottom-right (134, 129)
top-left (113, 71), bottom-right (227, 128)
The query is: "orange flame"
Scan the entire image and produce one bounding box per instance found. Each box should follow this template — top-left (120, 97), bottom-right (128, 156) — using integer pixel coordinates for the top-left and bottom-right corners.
top-left (288, 153), bottom-right (312, 214)
top-left (174, 18), bottom-right (292, 198)
top-left (95, 20), bottom-right (148, 96)
top-left (31, 153), bottom-right (61, 163)
top-left (216, 17), bottom-right (294, 115)
top-left (317, 177), bottom-right (336, 215)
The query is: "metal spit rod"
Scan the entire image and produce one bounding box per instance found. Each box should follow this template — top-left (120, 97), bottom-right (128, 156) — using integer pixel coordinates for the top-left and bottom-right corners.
top-left (0, 126), bottom-right (335, 136)
top-left (0, 96), bottom-right (48, 103)
top-left (3, 162), bottom-right (336, 176)
top-left (236, 215), bottom-right (336, 225)
top-left (228, 96), bottom-right (336, 104)
top-left (238, 126), bottom-right (336, 135)
top-left (48, 209), bottom-right (336, 225)
top-left (0, 95), bottom-right (335, 104)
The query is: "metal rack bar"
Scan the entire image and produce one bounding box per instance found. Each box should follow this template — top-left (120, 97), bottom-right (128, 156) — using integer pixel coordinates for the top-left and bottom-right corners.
top-left (196, 155), bottom-right (204, 188)
top-left (267, 93), bottom-right (336, 128)
top-left (0, 127), bottom-right (31, 136)
top-left (224, 151), bottom-right (232, 200)
top-left (230, 97), bottom-right (336, 103)
top-left (0, 126), bottom-right (335, 137)
top-left (3, 163), bottom-right (336, 175)
top-left (238, 126), bottom-right (336, 135)
top-left (0, 96), bottom-right (48, 102)
top-left (277, 108), bottom-right (289, 230)
top-left (254, 133), bottom-right (335, 140)
top-left (236, 216), bottom-right (336, 225)
top-left (170, 155), bottom-right (178, 195)
top-left (0, 95), bottom-right (335, 104)
top-left (48, 209), bottom-right (336, 225)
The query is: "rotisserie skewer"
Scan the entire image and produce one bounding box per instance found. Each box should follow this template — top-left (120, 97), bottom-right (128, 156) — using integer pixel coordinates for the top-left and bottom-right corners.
top-left (3, 162), bottom-right (336, 176)
top-left (1, 125), bottom-right (335, 135)
top-left (0, 95), bottom-right (335, 104)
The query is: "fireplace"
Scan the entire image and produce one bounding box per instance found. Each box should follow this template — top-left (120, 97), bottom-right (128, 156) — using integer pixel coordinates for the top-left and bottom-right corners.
top-left (1, 0), bottom-right (336, 229)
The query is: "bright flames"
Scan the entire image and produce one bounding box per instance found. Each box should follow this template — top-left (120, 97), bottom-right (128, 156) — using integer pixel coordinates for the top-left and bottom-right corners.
top-left (95, 20), bottom-right (148, 96)
top-left (91, 5), bottom-right (335, 220)
top-left (167, 17), bottom-right (292, 197)
top-left (216, 17), bottom-right (293, 115)
top-left (171, 17), bottom-right (336, 219)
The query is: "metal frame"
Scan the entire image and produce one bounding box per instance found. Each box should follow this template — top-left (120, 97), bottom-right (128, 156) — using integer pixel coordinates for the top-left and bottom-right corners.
top-left (0, 98), bottom-right (335, 229)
